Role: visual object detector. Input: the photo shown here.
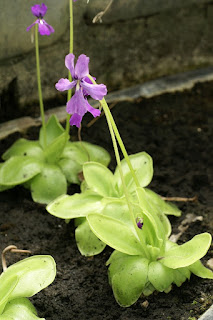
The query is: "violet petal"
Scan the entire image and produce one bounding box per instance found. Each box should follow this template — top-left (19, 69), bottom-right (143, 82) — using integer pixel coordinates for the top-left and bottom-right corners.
top-left (40, 3), bottom-right (48, 17)
top-left (31, 3), bottom-right (47, 18)
top-left (65, 54), bottom-right (75, 79)
top-left (26, 21), bottom-right (37, 32)
top-left (38, 20), bottom-right (54, 36)
top-left (66, 90), bottom-right (87, 116)
top-left (81, 80), bottom-right (107, 100)
top-left (55, 79), bottom-right (76, 92)
top-left (84, 76), bottom-right (96, 84)
top-left (70, 113), bottom-right (82, 128)
top-left (85, 100), bottom-right (101, 118)
top-left (82, 76), bottom-right (96, 96)
top-left (75, 54), bottom-right (89, 79)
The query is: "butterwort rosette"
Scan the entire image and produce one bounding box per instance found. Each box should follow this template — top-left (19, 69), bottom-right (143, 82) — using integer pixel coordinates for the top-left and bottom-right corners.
top-left (26, 3), bottom-right (54, 36)
top-left (55, 53), bottom-right (107, 128)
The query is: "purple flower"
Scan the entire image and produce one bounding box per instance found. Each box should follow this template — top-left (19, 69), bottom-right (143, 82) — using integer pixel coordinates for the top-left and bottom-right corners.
top-left (136, 218), bottom-right (143, 229)
top-left (26, 3), bottom-right (54, 36)
top-left (55, 53), bottom-right (107, 128)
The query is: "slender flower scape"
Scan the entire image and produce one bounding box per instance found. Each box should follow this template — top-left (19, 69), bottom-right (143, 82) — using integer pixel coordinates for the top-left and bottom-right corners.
top-left (26, 3), bottom-right (54, 36)
top-left (56, 53), bottom-right (107, 127)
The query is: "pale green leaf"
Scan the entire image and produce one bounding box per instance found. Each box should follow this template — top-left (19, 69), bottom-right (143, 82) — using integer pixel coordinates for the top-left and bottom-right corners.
top-left (109, 256), bottom-right (149, 307)
top-left (39, 114), bottom-right (65, 148)
top-left (71, 141), bottom-right (111, 167)
top-left (178, 266), bottom-right (191, 280)
top-left (148, 261), bottom-right (174, 292)
top-left (2, 139), bottom-right (44, 161)
top-left (0, 157), bottom-right (42, 186)
top-left (189, 260), bottom-right (213, 279)
top-left (106, 250), bottom-right (127, 267)
top-left (172, 268), bottom-right (189, 287)
top-left (0, 298), bottom-right (43, 320)
top-left (43, 133), bottom-right (68, 164)
top-left (146, 245), bottom-right (161, 260)
top-left (46, 191), bottom-right (103, 219)
top-left (143, 188), bottom-right (181, 217)
top-left (87, 213), bottom-right (143, 256)
top-left (136, 187), bottom-right (165, 247)
top-left (58, 158), bottom-right (82, 184)
top-left (0, 275), bottom-right (18, 314)
top-left (30, 163), bottom-right (67, 204)
top-left (75, 219), bottom-right (106, 256)
top-left (0, 163), bottom-right (12, 191)
top-left (83, 162), bottom-right (118, 197)
top-left (61, 142), bottom-right (89, 165)
top-left (0, 256), bottom-right (56, 301)
top-left (161, 233), bottom-right (212, 268)
top-left (101, 199), bottom-right (131, 225)
top-left (114, 152), bottom-right (153, 195)
top-left (142, 282), bottom-right (155, 296)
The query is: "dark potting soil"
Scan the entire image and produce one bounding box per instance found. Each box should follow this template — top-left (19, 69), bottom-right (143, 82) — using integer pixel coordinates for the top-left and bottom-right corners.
top-left (0, 81), bottom-right (213, 320)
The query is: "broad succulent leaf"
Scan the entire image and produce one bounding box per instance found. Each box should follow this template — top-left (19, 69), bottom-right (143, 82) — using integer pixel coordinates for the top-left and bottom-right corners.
top-left (75, 218), bottom-right (106, 256)
top-left (87, 213), bottom-right (143, 256)
top-left (142, 188), bottom-right (181, 217)
top-left (2, 139), bottom-right (44, 161)
top-left (109, 255), bottom-right (149, 307)
top-left (172, 268), bottom-right (190, 287)
top-left (83, 162), bottom-right (118, 197)
top-left (43, 132), bottom-right (69, 164)
top-left (101, 199), bottom-right (130, 225)
top-left (47, 191), bottom-right (103, 219)
top-left (0, 163), bottom-right (13, 191)
top-left (39, 114), bottom-right (65, 148)
top-left (0, 157), bottom-right (42, 186)
top-left (58, 157), bottom-right (82, 184)
top-left (0, 256), bottom-right (56, 301)
top-left (70, 141), bottom-right (111, 167)
top-left (0, 298), bottom-right (44, 320)
top-left (0, 275), bottom-right (18, 314)
top-left (136, 187), bottom-right (171, 241)
top-left (161, 233), bottom-right (212, 268)
top-left (30, 163), bottom-right (67, 204)
top-left (61, 141), bottom-right (110, 167)
top-left (143, 282), bottom-right (155, 296)
top-left (60, 141), bottom-right (110, 184)
top-left (61, 142), bottom-right (89, 165)
top-left (114, 152), bottom-right (153, 195)
top-left (189, 260), bottom-right (213, 279)
top-left (148, 261), bottom-right (174, 292)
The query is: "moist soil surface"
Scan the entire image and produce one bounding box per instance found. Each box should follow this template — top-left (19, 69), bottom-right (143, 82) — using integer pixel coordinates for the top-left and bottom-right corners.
top-left (0, 81), bottom-right (213, 320)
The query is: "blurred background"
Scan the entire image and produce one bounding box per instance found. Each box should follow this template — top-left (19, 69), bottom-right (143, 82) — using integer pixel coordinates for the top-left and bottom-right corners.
top-left (0, 0), bottom-right (213, 122)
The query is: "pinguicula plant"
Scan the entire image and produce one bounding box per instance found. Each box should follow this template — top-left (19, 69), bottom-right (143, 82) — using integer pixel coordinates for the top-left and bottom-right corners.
top-left (48, 79), bottom-right (213, 306)
top-left (88, 188), bottom-right (213, 306)
top-left (47, 152), bottom-right (181, 256)
top-left (47, 50), bottom-right (213, 307)
top-left (0, 245), bottom-right (56, 319)
top-left (0, 2), bottom-right (110, 204)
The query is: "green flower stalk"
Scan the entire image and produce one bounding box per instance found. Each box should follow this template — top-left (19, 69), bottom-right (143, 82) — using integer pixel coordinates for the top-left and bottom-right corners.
top-left (35, 24), bottom-right (47, 147)
top-left (27, 3), bottom-right (55, 148)
top-left (65, 0), bottom-right (74, 135)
